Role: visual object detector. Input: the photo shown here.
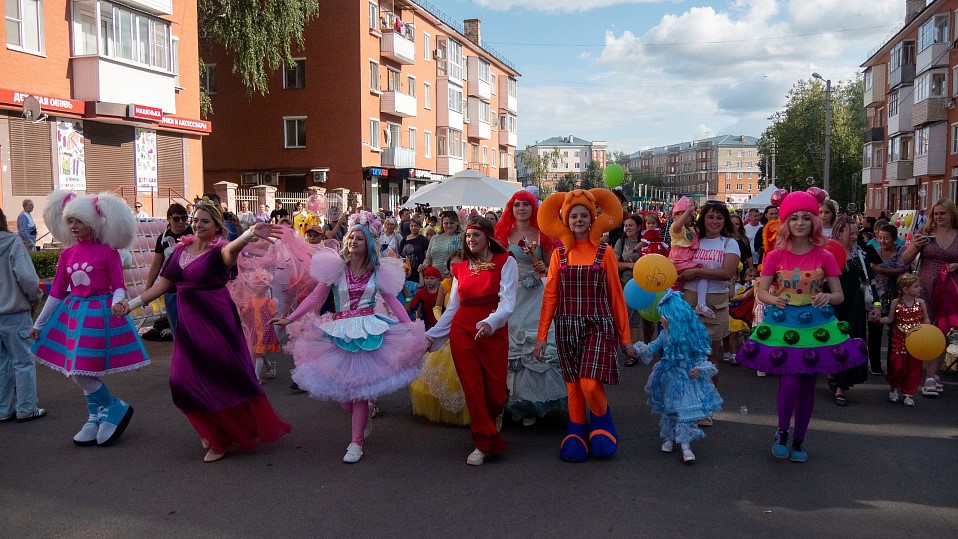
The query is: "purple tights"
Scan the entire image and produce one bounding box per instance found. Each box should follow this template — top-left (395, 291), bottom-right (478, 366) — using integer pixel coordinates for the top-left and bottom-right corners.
top-left (341, 400), bottom-right (369, 445)
top-left (777, 374), bottom-right (816, 441)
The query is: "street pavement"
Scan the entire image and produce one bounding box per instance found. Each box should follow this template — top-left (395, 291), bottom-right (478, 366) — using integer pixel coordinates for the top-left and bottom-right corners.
top-left (3, 339), bottom-right (958, 537)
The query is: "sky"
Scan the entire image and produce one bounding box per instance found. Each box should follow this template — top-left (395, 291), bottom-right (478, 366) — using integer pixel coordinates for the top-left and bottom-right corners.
top-left (438, 0), bottom-right (904, 155)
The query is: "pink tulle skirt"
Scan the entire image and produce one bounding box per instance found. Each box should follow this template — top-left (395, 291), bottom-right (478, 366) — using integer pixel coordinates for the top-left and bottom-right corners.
top-left (287, 313), bottom-right (427, 402)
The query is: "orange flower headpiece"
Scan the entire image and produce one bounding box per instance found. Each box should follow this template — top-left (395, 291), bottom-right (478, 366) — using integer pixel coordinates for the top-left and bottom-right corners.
top-left (538, 189), bottom-right (623, 247)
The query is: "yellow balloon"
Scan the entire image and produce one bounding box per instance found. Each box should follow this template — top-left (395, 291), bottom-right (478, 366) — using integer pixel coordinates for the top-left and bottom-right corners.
top-left (905, 324), bottom-right (946, 361)
top-left (904, 214), bottom-right (914, 227)
top-left (632, 254), bottom-right (678, 293)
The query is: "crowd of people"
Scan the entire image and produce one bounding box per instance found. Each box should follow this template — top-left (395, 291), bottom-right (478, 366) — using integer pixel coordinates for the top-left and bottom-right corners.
top-left (2, 187), bottom-right (957, 468)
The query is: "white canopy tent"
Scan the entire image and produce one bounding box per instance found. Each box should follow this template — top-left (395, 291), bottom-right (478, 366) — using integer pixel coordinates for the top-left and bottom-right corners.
top-left (401, 169), bottom-right (523, 209)
top-left (742, 184), bottom-right (780, 211)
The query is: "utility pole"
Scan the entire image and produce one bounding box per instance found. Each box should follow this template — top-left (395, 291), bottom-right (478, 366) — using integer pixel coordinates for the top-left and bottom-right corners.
top-left (812, 73), bottom-right (832, 193)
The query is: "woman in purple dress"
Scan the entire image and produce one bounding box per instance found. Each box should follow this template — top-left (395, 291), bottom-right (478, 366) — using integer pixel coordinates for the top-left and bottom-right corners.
top-left (118, 201), bottom-right (291, 462)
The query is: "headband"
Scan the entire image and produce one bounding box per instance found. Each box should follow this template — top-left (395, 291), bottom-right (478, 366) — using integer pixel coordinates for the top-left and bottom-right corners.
top-left (466, 224), bottom-right (495, 241)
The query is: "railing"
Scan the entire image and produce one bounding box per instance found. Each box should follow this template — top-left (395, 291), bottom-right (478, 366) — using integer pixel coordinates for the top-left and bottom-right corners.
top-left (413, 0), bottom-right (517, 71)
top-left (110, 186), bottom-right (192, 218)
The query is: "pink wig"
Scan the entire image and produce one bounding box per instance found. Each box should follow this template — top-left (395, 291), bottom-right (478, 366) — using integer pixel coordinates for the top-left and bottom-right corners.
top-left (776, 211), bottom-right (828, 250)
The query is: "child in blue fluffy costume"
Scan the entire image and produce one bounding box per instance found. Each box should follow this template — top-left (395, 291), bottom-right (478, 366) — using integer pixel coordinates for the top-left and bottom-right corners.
top-left (635, 290), bottom-right (723, 464)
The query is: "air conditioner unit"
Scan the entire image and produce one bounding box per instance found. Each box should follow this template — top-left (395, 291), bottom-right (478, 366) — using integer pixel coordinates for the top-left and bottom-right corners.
top-left (241, 172), bottom-right (259, 186)
top-left (264, 173), bottom-right (280, 186)
top-left (311, 168), bottom-right (329, 183)
top-left (434, 49), bottom-right (444, 60)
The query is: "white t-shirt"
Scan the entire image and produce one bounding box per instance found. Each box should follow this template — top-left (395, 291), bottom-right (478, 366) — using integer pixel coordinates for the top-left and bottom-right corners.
top-left (684, 236), bottom-right (740, 294)
top-left (743, 223), bottom-right (761, 245)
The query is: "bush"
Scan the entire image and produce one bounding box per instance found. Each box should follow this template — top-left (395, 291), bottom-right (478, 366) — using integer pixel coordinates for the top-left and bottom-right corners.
top-left (30, 249), bottom-right (60, 279)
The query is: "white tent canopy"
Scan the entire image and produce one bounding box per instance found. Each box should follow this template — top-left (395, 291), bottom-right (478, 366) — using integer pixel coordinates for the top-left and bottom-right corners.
top-left (742, 184), bottom-right (779, 211)
top-left (401, 169), bottom-right (523, 209)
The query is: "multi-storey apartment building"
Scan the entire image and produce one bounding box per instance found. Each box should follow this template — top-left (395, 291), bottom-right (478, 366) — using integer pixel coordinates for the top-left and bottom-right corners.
top-left (861, 0), bottom-right (958, 216)
top-left (516, 135), bottom-right (607, 189)
top-left (623, 135), bottom-right (760, 206)
top-left (202, 2), bottom-right (520, 213)
top-left (1, 0), bottom-right (207, 224)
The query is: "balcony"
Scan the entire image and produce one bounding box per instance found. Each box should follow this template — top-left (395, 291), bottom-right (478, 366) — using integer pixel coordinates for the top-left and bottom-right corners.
top-left (380, 91), bottom-right (417, 117)
top-left (889, 64), bottom-right (916, 89)
top-left (498, 77), bottom-right (517, 112)
top-left (917, 43), bottom-right (949, 74)
top-left (468, 120), bottom-right (491, 140)
top-left (912, 97), bottom-right (947, 126)
top-left (437, 156), bottom-right (464, 176)
top-left (381, 147), bottom-right (416, 168)
top-left (499, 129), bottom-right (517, 147)
top-left (499, 167), bottom-right (517, 182)
top-left (381, 30), bottom-right (415, 65)
top-left (864, 127), bottom-right (885, 143)
top-left (467, 57), bottom-right (491, 101)
top-left (71, 56), bottom-right (176, 112)
top-left (886, 160), bottom-right (913, 181)
top-left (888, 99), bottom-right (913, 135)
top-left (466, 162), bottom-right (492, 176)
top-left (864, 69), bottom-right (886, 107)
top-left (862, 166), bottom-right (884, 184)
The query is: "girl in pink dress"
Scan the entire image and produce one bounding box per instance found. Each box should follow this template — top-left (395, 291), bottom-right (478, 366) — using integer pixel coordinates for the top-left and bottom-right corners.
top-left (669, 197), bottom-right (712, 317)
top-left (31, 191), bottom-right (149, 446)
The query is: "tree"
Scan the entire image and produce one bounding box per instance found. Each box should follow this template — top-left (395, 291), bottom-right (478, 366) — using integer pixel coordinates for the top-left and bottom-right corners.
top-left (758, 76), bottom-right (865, 209)
top-left (519, 147), bottom-right (561, 192)
top-left (556, 173), bottom-right (577, 192)
top-left (199, 0), bottom-right (320, 98)
top-left (579, 160), bottom-right (604, 189)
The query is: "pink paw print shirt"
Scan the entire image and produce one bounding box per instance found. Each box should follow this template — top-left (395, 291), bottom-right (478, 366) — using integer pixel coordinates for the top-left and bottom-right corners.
top-left (50, 239), bottom-right (125, 300)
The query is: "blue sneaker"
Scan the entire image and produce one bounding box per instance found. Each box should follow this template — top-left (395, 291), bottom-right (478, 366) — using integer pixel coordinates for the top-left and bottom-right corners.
top-left (789, 440), bottom-right (808, 463)
top-left (96, 399), bottom-right (134, 446)
top-left (772, 429), bottom-right (789, 459)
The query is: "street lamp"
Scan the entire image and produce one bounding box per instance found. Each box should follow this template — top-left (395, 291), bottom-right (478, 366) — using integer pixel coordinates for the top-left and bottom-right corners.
top-left (812, 73), bottom-right (831, 193)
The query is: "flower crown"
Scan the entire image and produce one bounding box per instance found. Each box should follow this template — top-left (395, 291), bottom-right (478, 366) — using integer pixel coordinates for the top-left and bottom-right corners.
top-left (348, 210), bottom-right (382, 237)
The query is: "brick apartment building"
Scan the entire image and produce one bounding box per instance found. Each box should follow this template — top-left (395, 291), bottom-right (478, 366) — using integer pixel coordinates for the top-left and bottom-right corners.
top-left (1, 0), bottom-right (208, 227)
top-left (623, 134), bottom-right (761, 207)
top-left (861, 0), bottom-right (958, 216)
top-left (201, 1), bottom-right (520, 213)
top-left (516, 135), bottom-right (607, 190)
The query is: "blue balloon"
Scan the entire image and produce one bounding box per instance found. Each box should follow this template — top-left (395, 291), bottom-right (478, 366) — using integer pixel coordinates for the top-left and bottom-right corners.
top-left (624, 280), bottom-right (655, 310)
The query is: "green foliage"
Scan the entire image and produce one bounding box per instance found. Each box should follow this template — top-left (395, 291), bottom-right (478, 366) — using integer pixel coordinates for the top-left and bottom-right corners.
top-left (30, 249), bottom-right (59, 279)
top-left (199, 0), bottom-right (320, 95)
top-left (579, 161), bottom-right (604, 190)
top-left (520, 147), bottom-right (562, 192)
top-left (759, 76), bottom-right (865, 208)
top-left (556, 173), bottom-right (577, 192)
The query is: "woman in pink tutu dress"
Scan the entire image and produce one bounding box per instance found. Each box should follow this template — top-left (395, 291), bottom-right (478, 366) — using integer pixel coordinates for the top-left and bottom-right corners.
top-left (119, 201), bottom-right (291, 462)
top-left (273, 211), bottom-right (427, 464)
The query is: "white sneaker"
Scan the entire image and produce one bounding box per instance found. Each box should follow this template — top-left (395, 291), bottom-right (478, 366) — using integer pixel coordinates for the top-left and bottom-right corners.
top-left (73, 414), bottom-right (99, 446)
top-left (888, 388), bottom-right (901, 403)
top-left (903, 394), bottom-right (916, 407)
top-left (343, 443), bottom-right (363, 463)
top-left (522, 416), bottom-right (536, 427)
top-left (466, 448), bottom-right (486, 466)
top-left (661, 440), bottom-right (674, 453)
top-left (495, 412), bottom-right (503, 432)
top-left (756, 371), bottom-right (767, 377)
top-left (695, 305), bottom-right (716, 318)
top-left (721, 352), bottom-right (733, 363)
top-left (681, 445), bottom-right (696, 463)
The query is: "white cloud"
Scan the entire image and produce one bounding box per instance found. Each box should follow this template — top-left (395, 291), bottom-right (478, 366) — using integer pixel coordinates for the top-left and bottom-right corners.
top-left (472, 0), bottom-right (660, 13)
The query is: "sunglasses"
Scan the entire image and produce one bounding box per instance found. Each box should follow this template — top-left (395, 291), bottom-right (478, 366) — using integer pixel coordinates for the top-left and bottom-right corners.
top-left (135, 205), bottom-right (142, 208)
top-left (170, 215), bottom-right (188, 222)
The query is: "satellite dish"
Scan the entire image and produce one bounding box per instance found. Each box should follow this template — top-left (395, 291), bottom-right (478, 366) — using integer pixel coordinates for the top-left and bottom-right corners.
top-left (22, 96), bottom-right (46, 123)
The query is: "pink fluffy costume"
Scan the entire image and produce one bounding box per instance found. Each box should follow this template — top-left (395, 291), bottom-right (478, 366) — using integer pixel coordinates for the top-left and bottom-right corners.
top-left (32, 191), bottom-right (149, 446)
top-left (283, 212), bottom-right (427, 462)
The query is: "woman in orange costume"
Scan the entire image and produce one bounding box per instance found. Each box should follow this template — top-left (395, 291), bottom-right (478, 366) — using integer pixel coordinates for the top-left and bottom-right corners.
top-left (535, 189), bottom-right (637, 462)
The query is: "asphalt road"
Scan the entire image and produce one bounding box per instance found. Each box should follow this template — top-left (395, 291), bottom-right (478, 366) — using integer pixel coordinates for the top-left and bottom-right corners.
top-left (3, 339), bottom-right (957, 538)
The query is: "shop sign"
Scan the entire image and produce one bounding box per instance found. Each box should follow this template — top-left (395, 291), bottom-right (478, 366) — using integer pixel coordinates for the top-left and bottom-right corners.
top-left (0, 88), bottom-right (85, 115)
top-left (159, 115), bottom-right (211, 134)
top-left (128, 104), bottom-right (164, 121)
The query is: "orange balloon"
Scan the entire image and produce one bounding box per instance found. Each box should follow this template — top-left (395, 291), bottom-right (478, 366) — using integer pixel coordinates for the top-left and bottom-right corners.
top-left (905, 324), bottom-right (946, 361)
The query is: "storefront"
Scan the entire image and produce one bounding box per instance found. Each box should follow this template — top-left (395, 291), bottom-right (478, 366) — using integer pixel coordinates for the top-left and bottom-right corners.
top-left (364, 166), bottom-right (440, 213)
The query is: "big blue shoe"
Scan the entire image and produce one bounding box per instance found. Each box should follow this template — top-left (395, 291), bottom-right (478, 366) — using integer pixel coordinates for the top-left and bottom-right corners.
top-left (96, 399), bottom-right (134, 446)
top-left (74, 395), bottom-right (101, 447)
top-left (788, 440), bottom-right (808, 463)
top-left (772, 429), bottom-right (790, 459)
top-left (559, 421), bottom-right (589, 463)
top-left (588, 408), bottom-right (619, 459)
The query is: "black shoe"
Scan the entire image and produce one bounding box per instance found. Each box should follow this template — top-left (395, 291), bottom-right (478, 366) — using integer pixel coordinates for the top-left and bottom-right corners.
top-left (870, 369), bottom-right (884, 376)
top-left (289, 381), bottom-right (305, 393)
top-left (16, 408), bottom-right (47, 423)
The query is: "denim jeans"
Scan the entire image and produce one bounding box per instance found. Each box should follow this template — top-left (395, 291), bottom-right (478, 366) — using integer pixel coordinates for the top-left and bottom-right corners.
top-left (164, 292), bottom-right (178, 333)
top-left (0, 311), bottom-right (39, 416)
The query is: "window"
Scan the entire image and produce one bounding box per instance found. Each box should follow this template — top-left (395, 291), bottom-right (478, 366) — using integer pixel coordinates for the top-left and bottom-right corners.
top-left (507, 77), bottom-right (517, 98)
top-left (87, 2), bottom-right (171, 70)
top-left (408, 127), bottom-right (416, 153)
top-left (478, 101), bottom-right (490, 123)
top-left (500, 151), bottom-right (508, 168)
top-left (284, 59), bottom-right (305, 89)
top-left (369, 118), bottom-right (381, 150)
top-left (890, 40), bottom-right (916, 71)
top-left (478, 59), bottom-right (491, 82)
top-left (424, 131), bottom-right (432, 158)
top-left (482, 146), bottom-right (488, 165)
top-left (933, 181), bottom-right (943, 202)
top-left (423, 82), bottom-right (431, 109)
top-left (369, 60), bottom-right (380, 92)
top-left (387, 68), bottom-right (400, 92)
top-left (448, 85), bottom-right (463, 113)
top-left (407, 76), bottom-right (416, 97)
top-left (888, 92), bottom-right (899, 117)
top-left (437, 128), bottom-right (463, 158)
top-left (423, 33), bottom-right (430, 60)
top-left (200, 64), bottom-right (217, 94)
top-left (447, 39), bottom-right (463, 80)
top-left (491, 74), bottom-right (497, 94)
top-left (368, 2), bottom-right (378, 30)
top-left (171, 36), bottom-right (180, 87)
top-left (492, 149), bottom-right (497, 166)
top-left (916, 127), bottom-right (929, 156)
top-left (725, 173), bottom-right (730, 180)
top-left (864, 68), bottom-right (874, 91)
top-left (737, 173), bottom-right (743, 179)
top-left (284, 117), bottom-right (306, 148)
top-left (726, 184), bottom-right (731, 190)
top-left (919, 14), bottom-right (949, 51)
top-left (737, 184), bottom-right (743, 190)
top-left (952, 124), bottom-right (958, 154)
top-left (7, 0), bottom-right (45, 54)
top-left (888, 136), bottom-right (912, 162)
top-left (574, 162), bottom-right (580, 169)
